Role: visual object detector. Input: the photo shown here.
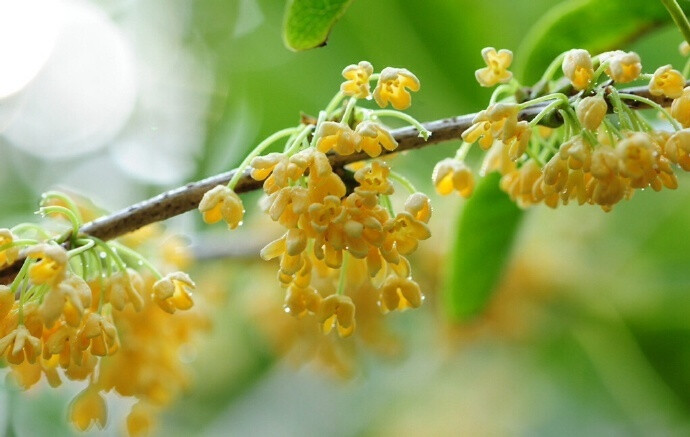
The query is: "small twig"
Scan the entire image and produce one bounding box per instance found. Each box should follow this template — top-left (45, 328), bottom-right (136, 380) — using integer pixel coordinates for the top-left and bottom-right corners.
top-left (0, 84), bottom-right (676, 284)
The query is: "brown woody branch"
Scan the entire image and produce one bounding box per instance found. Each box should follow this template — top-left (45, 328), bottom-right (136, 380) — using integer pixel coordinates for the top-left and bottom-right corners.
top-left (0, 84), bottom-right (676, 284)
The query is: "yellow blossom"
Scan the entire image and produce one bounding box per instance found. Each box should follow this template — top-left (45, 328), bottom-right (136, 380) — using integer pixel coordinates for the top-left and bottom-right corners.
top-left (432, 158), bottom-right (474, 197)
top-left (40, 274), bottom-right (92, 328)
top-left (601, 50), bottom-right (641, 83)
top-left (104, 268), bottom-right (144, 312)
top-left (0, 229), bottom-right (19, 268)
top-left (0, 325), bottom-right (42, 364)
top-left (562, 49), bottom-right (594, 90)
top-left (127, 402), bottom-right (156, 437)
top-left (69, 386), bottom-right (107, 431)
top-left (475, 47), bottom-right (513, 87)
top-left (316, 122), bottom-right (360, 155)
top-left (664, 129), bottom-right (690, 170)
top-left (355, 121), bottom-right (398, 157)
top-left (284, 284), bottom-right (322, 318)
top-left (379, 275), bottom-right (423, 313)
top-left (680, 41), bottom-right (690, 56)
top-left (672, 87), bottom-right (690, 128)
top-left (462, 103), bottom-right (519, 150)
top-left (649, 65), bottom-right (685, 99)
top-left (151, 272), bottom-right (195, 314)
top-left (576, 95), bottom-right (608, 131)
top-left (616, 133), bottom-right (657, 188)
top-left (383, 212), bottom-right (431, 256)
top-left (198, 185), bottom-right (244, 229)
top-left (341, 61), bottom-right (374, 98)
top-left (26, 244), bottom-right (68, 286)
top-left (373, 67), bottom-right (420, 110)
top-left (354, 161), bottom-right (394, 196)
top-left (77, 311), bottom-right (119, 356)
top-left (318, 294), bottom-right (356, 337)
top-left (0, 285), bottom-right (14, 322)
top-left (404, 193), bottom-right (432, 224)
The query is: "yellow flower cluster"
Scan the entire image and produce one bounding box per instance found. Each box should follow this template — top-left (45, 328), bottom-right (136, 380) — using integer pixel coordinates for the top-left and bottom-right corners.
top-left (437, 46), bottom-right (690, 212)
top-left (194, 62), bottom-right (429, 338)
top-left (0, 197), bottom-right (206, 435)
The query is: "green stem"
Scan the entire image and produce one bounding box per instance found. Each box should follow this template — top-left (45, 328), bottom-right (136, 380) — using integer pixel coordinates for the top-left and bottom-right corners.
top-left (519, 92), bottom-right (569, 110)
top-left (380, 194), bottom-right (395, 218)
top-left (604, 118), bottom-right (624, 139)
top-left (370, 109), bottom-right (431, 139)
top-left (455, 142), bottom-right (472, 160)
top-left (683, 57), bottom-right (690, 78)
top-left (388, 171), bottom-right (417, 194)
top-left (341, 97), bottom-right (358, 124)
top-left (537, 52), bottom-right (566, 85)
top-left (41, 191), bottom-right (83, 224)
top-left (0, 240), bottom-right (39, 252)
top-left (617, 92), bottom-right (681, 130)
top-left (324, 91), bottom-right (345, 115)
top-left (111, 242), bottom-right (163, 280)
top-left (228, 127), bottom-right (300, 189)
top-left (529, 99), bottom-right (565, 127)
top-left (588, 60), bottom-right (611, 91)
top-left (337, 252), bottom-right (349, 295)
top-left (285, 124), bottom-right (314, 155)
top-left (661, 0), bottom-right (690, 45)
top-left (39, 206), bottom-right (80, 237)
top-left (489, 83), bottom-right (514, 105)
top-left (67, 239), bottom-right (95, 258)
top-left (10, 223), bottom-right (51, 239)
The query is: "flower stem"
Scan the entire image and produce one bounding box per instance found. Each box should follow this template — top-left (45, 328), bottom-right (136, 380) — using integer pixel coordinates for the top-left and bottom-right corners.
top-left (661, 0), bottom-right (690, 46)
top-left (370, 109), bottom-right (431, 139)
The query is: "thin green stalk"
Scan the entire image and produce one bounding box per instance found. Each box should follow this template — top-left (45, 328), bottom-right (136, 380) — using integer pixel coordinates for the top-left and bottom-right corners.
top-left (529, 99), bottom-right (565, 127)
top-left (39, 206), bottom-right (80, 237)
top-left (661, 0), bottom-right (690, 45)
top-left (42, 191), bottom-right (83, 223)
top-left (537, 52), bottom-right (566, 85)
top-left (617, 92), bottom-right (681, 130)
top-left (285, 124), bottom-right (315, 155)
top-left (0, 239), bottom-right (39, 252)
top-left (519, 92), bottom-right (569, 110)
top-left (455, 142), bottom-right (472, 160)
top-left (111, 242), bottom-right (163, 280)
top-left (380, 194), bottom-right (395, 217)
top-left (388, 171), bottom-right (417, 194)
top-left (228, 127), bottom-right (300, 189)
top-left (371, 109), bottom-right (431, 139)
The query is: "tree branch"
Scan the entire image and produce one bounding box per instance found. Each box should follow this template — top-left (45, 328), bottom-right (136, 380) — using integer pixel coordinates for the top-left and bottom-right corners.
top-left (0, 84), bottom-right (676, 284)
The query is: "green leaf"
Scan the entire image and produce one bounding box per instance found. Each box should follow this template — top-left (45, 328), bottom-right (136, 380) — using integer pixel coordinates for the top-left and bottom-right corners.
top-left (516, 0), bottom-right (683, 83)
top-left (444, 172), bottom-right (524, 321)
top-left (282, 0), bottom-right (354, 51)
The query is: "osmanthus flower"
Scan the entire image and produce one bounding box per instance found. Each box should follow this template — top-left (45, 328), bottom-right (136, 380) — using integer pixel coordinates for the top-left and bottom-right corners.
top-left (432, 158), bottom-right (475, 197)
top-left (341, 61), bottom-right (374, 98)
top-left (664, 129), bottom-right (690, 170)
top-left (649, 65), bottom-right (685, 99)
top-left (379, 275), bottom-right (423, 313)
top-left (480, 142), bottom-right (517, 176)
top-left (77, 311), bottom-right (120, 356)
top-left (576, 95), bottom-right (608, 131)
top-left (69, 385), bottom-right (107, 431)
top-left (462, 103), bottom-right (519, 150)
top-left (316, 122), bottom-right (361, 155)
top-left (500, 160), bottom-right (542, 207)
top-left (600, 50), bottom-right (642, 83)
top-left (103, 268), bottom-right (145, 312)
top-left (681, 41), bottom-right (690, 56)
top-left (616, 132), bottom-right (658, 188)
top-left (474, 47), bottom-right (513, 87)
top-left (373, 67), bottom-right (420, 110)
top-left (504, 120), bottom-right (531, 160)
top-left (562, 49), bottom-right (594, 90)
top-left (0, 229), bottom-right (19, 268)
top-left (198, 185), bottom-right (244, 229)
top-left (284, 284), bottom-right (322, 318)
top-left (127, 401), bottom-right (156, 437)
top-left (355, 121), bottom-right (398, 157)
top-left (39, 273), bottom-right (92, 328)
top-left (25, 244), bottom-right (68, 286)
top-left (383, 211), bottom-right (431, 256)
top-left (404, 193), bottom-right (432, 224)
top-left (151, 271), bottom-right (195, 314)
top-left (354, 161), bottom-right (394, 196)
top-left (0, 324), bottom-right (42, 364)
top-left (317, 294), bottom-right (356, 338)
top-left (0, 285), bottom-right (14, 321)
top-left (671, 87), bottom-right (690, 128)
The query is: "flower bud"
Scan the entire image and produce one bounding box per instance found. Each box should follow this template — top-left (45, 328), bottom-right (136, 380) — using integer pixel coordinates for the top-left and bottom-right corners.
top-left (576, 95), bottom-right (608, 131)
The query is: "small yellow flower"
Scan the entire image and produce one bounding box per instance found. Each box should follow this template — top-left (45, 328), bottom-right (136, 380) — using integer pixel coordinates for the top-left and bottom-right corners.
top-left (505, 120), bottom-right (531, 161)
top-left (40, 274), bottom-right (92, 328)
top-left (355, 121), bottom-right (398, 157)
top-left (649, 65), bottom-right (685, 99)
top-left (308, 195), bottom-right (346, 233)
top-left (680, 41), bottom-right (690, 57)
top-left (664, 129), bottom-right (690, 170)
top-left (475, 47), bottom-right (513, 87)
top-left (127, 402), bottom-right (156, 437)
top-left (379, 275), bottom-right (423, 313)
top-left (103, 268), bottom-right (144, 312)
top-left (284, 284), bottom-right (322, 318)
top-left (354, 161), bottom-right (394, 196)
top-left (601, 50), bottom-right (641, 83)
top-left (0, 229), bottom-right (19, 268)
top-left (151, 272), bottom-right (195, 314)
top-left (383, 212), bottom-right (431, 255)
top-left (317, 294), bottom-right (356, 337)
top-left (672, 87), bottom-right (690, 128)
top-left (616, 133), bottom-right (657, 188)
top-left (0, 325), bottom-right (42, 365)
top-left (562, 49), bottom-right (594, 90)
top-left (576, 95), bottom-right (608, 131)
top-left (198, 185), bottom-right (244, 229)
top-left (69, 386), bottom-right (107, 431)
top-left (404, 193), bottom-right (432, 224)
top-left (373, 67), bottom-right (420, 110)
top-left (77, 311), bottom-right (119, 356)
top-left (341, 61), bottom-right (374, 98)
top-left (26, 244), bottom-right (68, 286)
top-left (316, 122), bottom-right (360, 156)
top-left (432, 158), bottom-right (474, 197)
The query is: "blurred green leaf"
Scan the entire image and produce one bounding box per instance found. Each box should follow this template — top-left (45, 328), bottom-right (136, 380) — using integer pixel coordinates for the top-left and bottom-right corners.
top-left (282, 0), bottom-right (354, 51)
top-left (444, 172), bottom-right (523, 321)
top-left (516, 0), bottom-right (681, 83)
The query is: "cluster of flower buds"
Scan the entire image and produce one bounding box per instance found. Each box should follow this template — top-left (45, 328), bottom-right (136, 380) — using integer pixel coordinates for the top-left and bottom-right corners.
top-left (199, 62), bottom-right (431, 337)
top-left (434, 45), bottom-right (690, 212)
top-left (0, 193), bottom-right (206, 435)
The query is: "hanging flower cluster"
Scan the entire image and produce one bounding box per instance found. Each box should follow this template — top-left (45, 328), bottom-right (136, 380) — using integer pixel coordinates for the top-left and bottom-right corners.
top-left (199, 62), bottom-right (431, 337)
top-left (0, 193), bottom-right (207, 435)
top-left (434, 45), bottom-right (690, 211)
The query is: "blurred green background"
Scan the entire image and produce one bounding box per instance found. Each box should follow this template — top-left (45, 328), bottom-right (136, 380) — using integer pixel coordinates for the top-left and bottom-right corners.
top-left (2, 0), bottom-right (690, 435)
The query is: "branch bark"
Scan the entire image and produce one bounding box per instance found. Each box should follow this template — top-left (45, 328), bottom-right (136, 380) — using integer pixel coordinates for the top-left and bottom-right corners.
top-left (0, 84), bottom-right (676, 284)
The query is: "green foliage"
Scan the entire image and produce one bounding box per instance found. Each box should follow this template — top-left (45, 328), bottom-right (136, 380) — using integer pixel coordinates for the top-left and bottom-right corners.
top-left (444, 172), bottom-right (524, 321)
top-left (282, 0), bottom-right (354, 51)
top-left (516, 0), bottom-right (685, 83)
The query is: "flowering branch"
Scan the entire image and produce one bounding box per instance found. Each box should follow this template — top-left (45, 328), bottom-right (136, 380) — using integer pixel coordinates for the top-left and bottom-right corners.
top-left (0, 83), bottom-right (676, 285)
